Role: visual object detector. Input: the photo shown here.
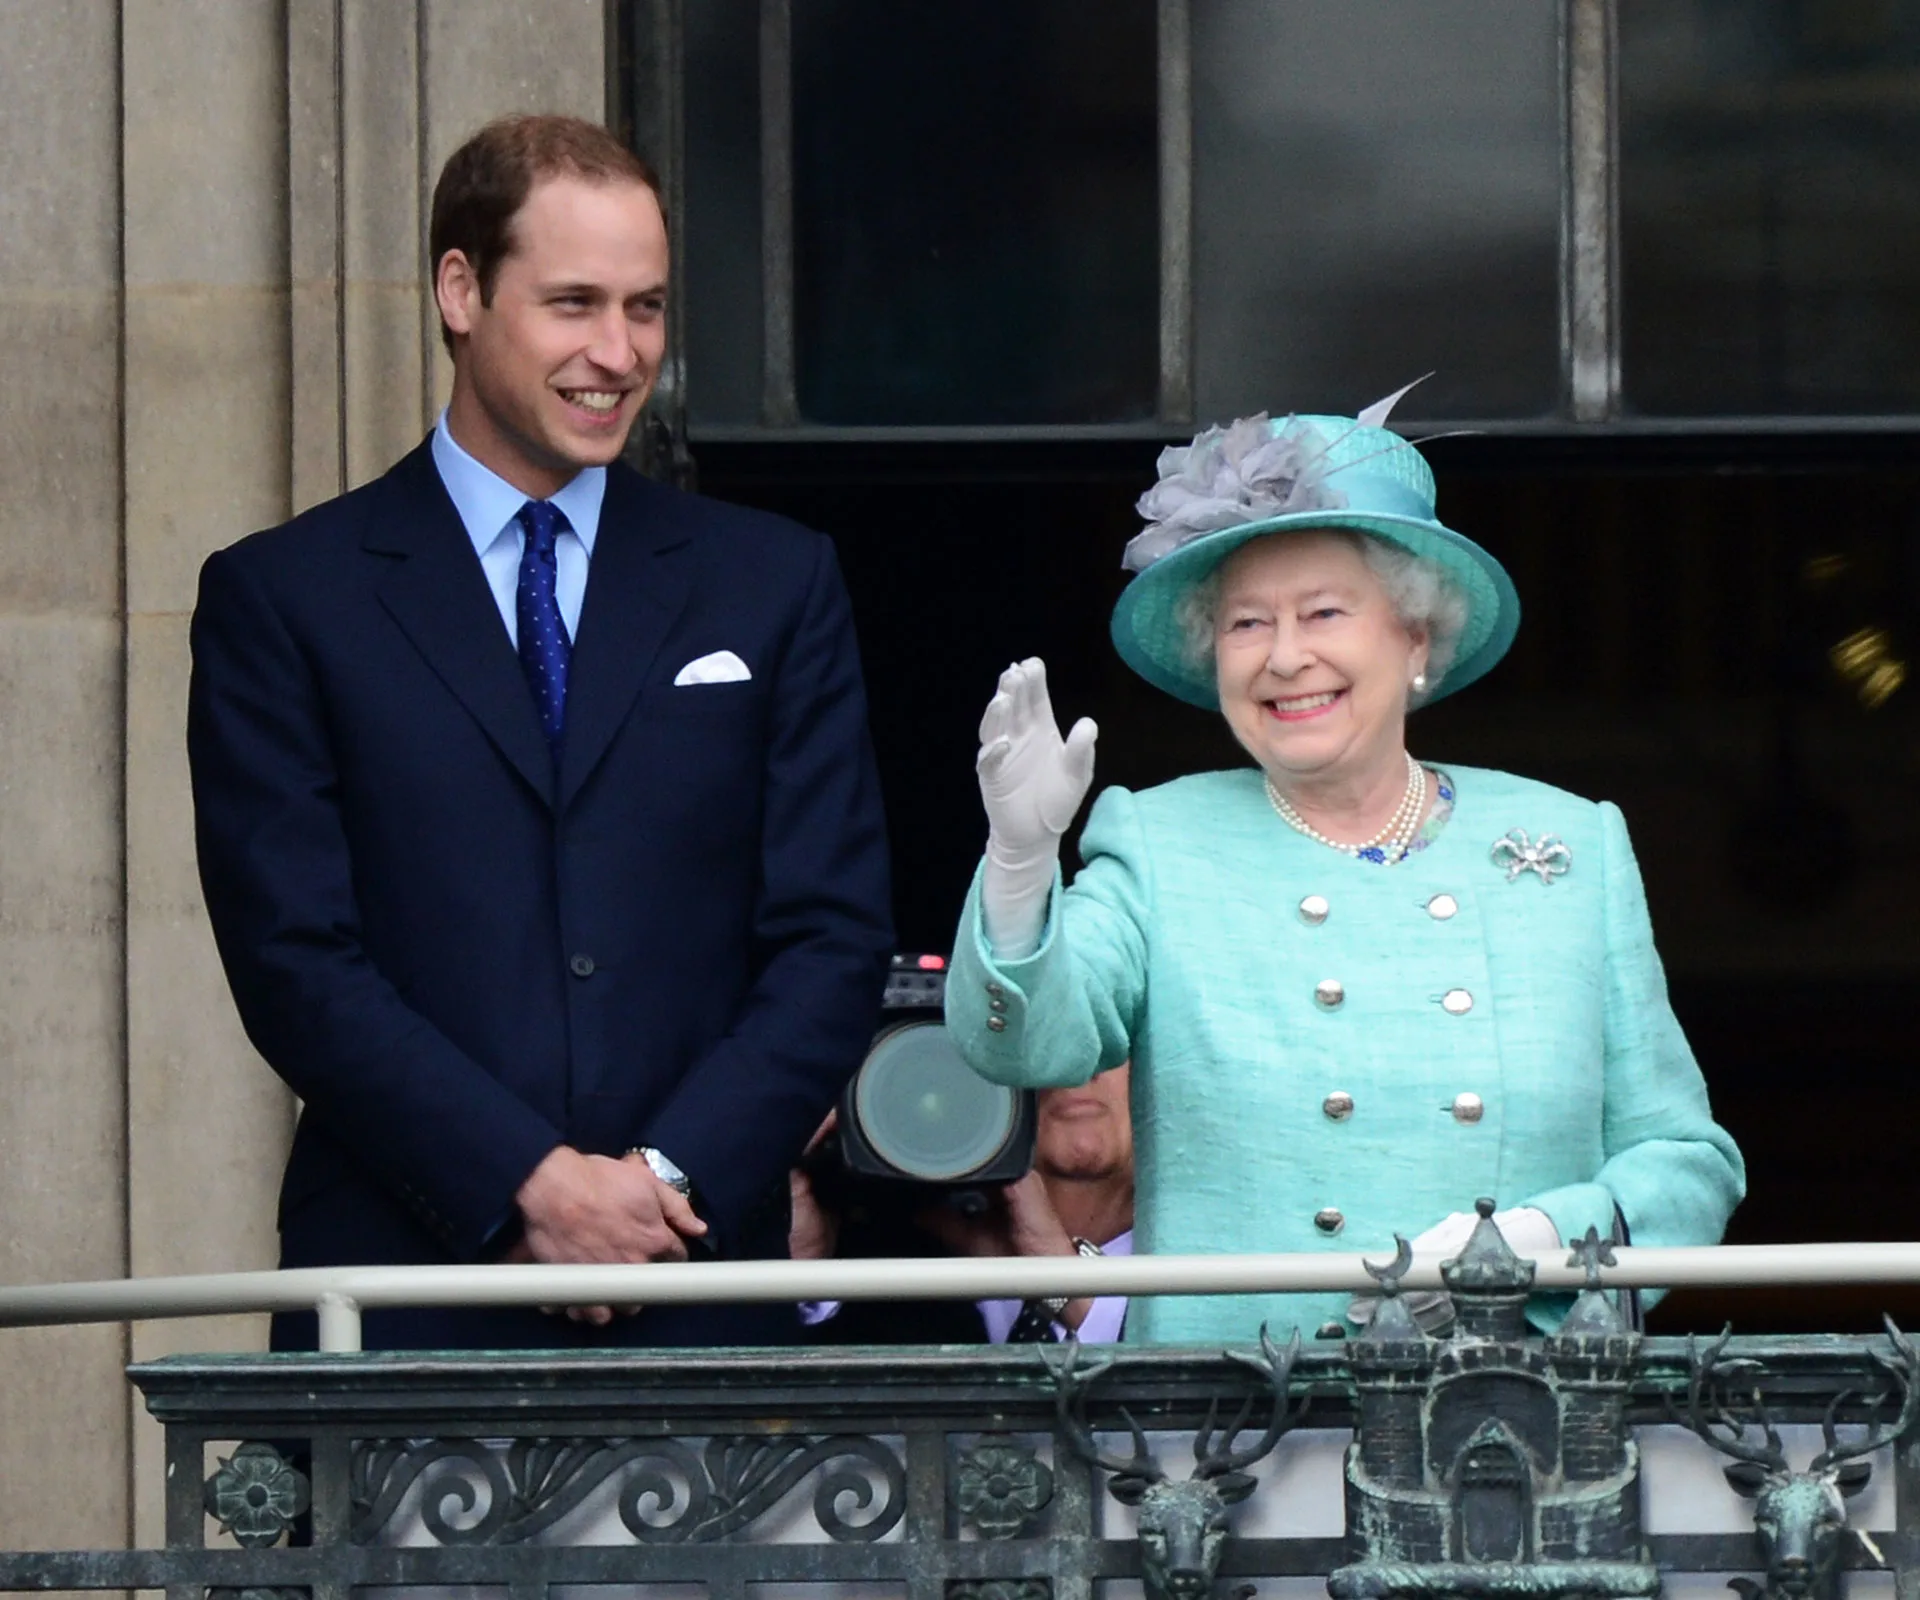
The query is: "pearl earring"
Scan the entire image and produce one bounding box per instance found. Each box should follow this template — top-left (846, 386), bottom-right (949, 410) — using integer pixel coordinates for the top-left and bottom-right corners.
top-left (1411, 671), bottom-right (1428, 694)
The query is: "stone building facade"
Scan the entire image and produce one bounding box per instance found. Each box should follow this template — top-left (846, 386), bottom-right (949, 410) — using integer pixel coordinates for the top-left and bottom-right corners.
top-left (0, 0), bottom-right (609, 1552)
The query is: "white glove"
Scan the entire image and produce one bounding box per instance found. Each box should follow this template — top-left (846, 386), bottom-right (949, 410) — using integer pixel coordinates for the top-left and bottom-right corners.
top-left (975, 658), bottom-right (1098, 959)
top-left (1347, 1206), bottom-right (1560, 1335)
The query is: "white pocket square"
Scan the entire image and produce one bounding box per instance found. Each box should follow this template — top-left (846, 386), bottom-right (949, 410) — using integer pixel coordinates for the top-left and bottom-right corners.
top-left (673, 649), bottom-right (752, 687)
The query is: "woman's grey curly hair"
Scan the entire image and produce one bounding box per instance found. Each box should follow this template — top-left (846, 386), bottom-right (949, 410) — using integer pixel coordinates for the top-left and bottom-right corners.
top-left (1175, 532), bottom-right (1470, 708)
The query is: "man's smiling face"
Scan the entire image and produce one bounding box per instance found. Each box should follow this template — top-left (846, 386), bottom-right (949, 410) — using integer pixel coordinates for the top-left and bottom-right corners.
top-left (438, 172), bottom-right (669, 499)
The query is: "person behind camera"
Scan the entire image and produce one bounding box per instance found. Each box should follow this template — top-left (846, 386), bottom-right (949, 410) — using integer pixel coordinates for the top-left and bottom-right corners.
top-left (792, 1064), bottom-right (1135, 1342)
top-left (944, 387), bottom-right (1745, 1343)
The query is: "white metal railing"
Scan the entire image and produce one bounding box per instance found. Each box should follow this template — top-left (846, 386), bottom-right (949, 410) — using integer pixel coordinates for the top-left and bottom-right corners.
top-left (6, 1242), bottom-right (1920, 1353)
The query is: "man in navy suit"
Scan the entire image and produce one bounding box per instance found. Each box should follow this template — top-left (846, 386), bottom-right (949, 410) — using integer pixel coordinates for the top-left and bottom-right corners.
top-left (187, 114), bottom-right (893, 1350)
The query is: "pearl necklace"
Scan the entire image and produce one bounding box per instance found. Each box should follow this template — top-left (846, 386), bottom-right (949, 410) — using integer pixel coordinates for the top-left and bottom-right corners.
top-left (1266, 753), bottom-right (1428, 864)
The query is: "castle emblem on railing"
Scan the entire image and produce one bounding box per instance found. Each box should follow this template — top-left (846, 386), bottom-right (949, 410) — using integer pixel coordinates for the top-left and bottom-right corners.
top-left (1329, 1200), bottom-right (1657, 1600)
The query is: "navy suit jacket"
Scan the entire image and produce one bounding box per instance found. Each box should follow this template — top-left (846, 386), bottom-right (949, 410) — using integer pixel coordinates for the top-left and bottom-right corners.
top-left (187, 440), bottom-right (893, 1349)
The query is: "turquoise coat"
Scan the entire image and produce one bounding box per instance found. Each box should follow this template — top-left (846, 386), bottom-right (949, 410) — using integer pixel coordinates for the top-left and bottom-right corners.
top-left (946, 765), bottom-right (1745, 1344)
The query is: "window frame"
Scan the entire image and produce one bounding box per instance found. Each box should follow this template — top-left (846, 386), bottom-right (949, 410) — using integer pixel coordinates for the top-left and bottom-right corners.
top-left (616, 0), bottom-right (1920, 445)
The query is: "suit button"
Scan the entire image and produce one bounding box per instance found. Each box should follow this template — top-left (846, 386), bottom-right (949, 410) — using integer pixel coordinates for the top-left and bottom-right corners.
top-left (1315, 979), bottom-right (1345, 1010)
top-left (569, 953), bottom-right (596, 978)
top-left (1451, 1092), bottom-right (1485, 1124)
top-left (1298, 894), bottom-right (1330, 926)
top-left (1427, 893), bottom-right (1459, 920)
top-left (1315, 1208), bottom-right (1345, 1235)
top-left (988, 997), bottom-right (1008, 1013)
top-left (986, 1016), bottom-right (1007, 1032)
top-left (1316, 1321), bottom-right (1348, 1340)
top-left (985, 982), bottom-right (1006, 999)
top-left (1322, 1090), bottom-right (1354, 1121)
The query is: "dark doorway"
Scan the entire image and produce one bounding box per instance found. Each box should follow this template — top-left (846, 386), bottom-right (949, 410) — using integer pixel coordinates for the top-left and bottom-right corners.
top-left (698, 430), bottom-right (1920, 1336)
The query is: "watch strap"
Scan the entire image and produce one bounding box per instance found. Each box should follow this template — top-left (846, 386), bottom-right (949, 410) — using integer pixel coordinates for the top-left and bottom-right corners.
top-left (1024, 1236), bottom-right (1104, 1321)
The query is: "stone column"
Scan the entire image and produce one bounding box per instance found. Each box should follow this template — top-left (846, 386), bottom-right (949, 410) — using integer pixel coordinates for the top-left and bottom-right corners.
top-left (0, 0), bottom-right (132, 1559)
top-left (120, 0), bottom-right (300, 1545)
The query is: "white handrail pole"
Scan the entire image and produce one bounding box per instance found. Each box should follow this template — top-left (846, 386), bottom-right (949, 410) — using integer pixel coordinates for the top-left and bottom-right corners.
top-left (315, 1291), bottom-right (362, 1353)
top-left (12, 1243), bottom-right (1920, 1334)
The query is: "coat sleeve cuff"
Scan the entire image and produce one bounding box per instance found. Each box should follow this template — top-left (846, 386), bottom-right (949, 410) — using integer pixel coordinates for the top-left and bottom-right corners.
top-left (944, 859), bottom-right (1078, 1089)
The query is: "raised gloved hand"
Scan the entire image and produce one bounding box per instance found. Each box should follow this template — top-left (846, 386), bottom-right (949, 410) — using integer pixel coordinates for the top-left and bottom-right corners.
top-left (976, 658), bottom-right (1098, 958)
top-left (1347, 1206), bottom-right (1561, 1335)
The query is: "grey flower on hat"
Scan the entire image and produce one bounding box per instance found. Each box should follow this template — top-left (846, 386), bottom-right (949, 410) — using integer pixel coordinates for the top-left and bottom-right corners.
top-left (1124, 413), bottom-right (1347, 573)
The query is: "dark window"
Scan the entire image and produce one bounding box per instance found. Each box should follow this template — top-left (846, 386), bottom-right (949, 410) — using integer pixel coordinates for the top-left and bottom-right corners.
top-left (679, 0), bottom-right (1161, 429)
top-left (681, 0), bottom-right (765, 428)
top-left (1621, 0), bottom-right (1920, 415)
top-left (667, 0), bottom-right (1920, 431)
top-left (1192, 0), bottom-right (1563, 421)
top-left (792, 1), bottom-right (1160, 425)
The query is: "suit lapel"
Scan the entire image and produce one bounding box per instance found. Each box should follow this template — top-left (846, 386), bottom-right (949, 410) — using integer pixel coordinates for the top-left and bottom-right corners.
top-left (558, 464), bottom-right (694, 810)
top-left (366, 443), bottom-right (557, 808)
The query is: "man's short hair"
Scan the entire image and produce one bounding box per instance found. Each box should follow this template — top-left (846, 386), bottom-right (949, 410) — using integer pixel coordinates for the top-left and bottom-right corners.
top-left (429, 113), bottom-right (663, 349)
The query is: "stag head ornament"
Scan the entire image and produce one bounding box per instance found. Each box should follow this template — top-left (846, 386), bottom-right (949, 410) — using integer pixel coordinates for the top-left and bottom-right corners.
top-left (1051, 1326), bottom-right (1308, 1600)
top-left (1682, 1317), bottom-right (1920, 1600)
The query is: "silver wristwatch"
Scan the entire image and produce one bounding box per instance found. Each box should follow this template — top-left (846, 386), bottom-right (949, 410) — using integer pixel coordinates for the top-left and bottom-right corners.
top-left (633, 1145), bottom-right (692, 1197)
top-left (1028, 1236), bottom-right (1103, 1320)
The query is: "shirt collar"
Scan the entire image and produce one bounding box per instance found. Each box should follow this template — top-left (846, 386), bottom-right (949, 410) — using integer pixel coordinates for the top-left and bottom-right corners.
top-left (431, 410), bottom-right (605, 557)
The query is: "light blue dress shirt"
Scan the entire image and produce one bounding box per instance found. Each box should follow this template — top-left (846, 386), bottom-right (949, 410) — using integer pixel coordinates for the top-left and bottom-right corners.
top-left (430, 412), bottom-right (606, 647)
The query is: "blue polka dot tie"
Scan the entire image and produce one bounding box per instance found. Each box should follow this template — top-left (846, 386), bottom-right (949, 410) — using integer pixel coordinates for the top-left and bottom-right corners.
top-left (515, 500), bottom-right (572, 753)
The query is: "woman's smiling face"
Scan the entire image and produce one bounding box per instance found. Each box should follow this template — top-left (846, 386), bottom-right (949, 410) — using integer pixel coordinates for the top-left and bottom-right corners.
top-left (1212, 530), bottom-right (1428, 790)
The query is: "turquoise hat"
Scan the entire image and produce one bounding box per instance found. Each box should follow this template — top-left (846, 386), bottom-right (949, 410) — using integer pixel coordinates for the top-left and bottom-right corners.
top-left (1110, 394), bottom-right (1520, 710)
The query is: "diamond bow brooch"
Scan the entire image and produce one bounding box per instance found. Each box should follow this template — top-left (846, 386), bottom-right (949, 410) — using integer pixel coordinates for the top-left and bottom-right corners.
top-left (1491, 829), bottom-right (1572, 884)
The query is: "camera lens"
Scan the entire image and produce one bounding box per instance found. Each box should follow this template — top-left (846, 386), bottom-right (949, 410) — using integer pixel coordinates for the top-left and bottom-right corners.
top-left (852, 1021), bottom-right (1019, 1181)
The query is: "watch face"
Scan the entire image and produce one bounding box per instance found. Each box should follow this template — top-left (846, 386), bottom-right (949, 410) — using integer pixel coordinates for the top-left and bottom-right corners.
top-left (644, 1148), bottom-right (690, 1190)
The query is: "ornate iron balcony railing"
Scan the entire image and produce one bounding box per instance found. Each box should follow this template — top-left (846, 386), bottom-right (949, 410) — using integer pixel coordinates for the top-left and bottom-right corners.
top-left (0, 1337), bottom-right (1915, 1600)
top-left (6, 1212), bottom-right (1920, 1600)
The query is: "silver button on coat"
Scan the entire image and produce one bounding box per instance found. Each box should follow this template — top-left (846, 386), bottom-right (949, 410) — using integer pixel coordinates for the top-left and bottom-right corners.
top-left (1315, 978), bottom-right (1346, 1010)
top-left (1322, 1090), bottom-right (1355, 1121)
top-left (986, 1015), bottom-right (1007, 1033)
top-left (1451, 1092), bottom-right (1485, 1123)
top-left (1441, 988), bottom-right (1474, 1015)
top-left (1314, 1207), bottom-right (1345, 1234)
top-left (1298, 894), bottom-right (1330, 926)
top-left (1427, 893), bottom-right (1459, 920)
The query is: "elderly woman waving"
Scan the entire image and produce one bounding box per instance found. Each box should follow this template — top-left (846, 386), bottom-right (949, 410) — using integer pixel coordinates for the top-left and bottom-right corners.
top-left (947, 393), bottom-right (1744, 1344)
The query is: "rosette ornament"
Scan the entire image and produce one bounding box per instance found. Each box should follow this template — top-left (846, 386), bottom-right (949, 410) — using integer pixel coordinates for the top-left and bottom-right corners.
top-left (952, 1437), bottom-right (1054, 1539)
top-left (204, 1441), bottom-right (311, 1548)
